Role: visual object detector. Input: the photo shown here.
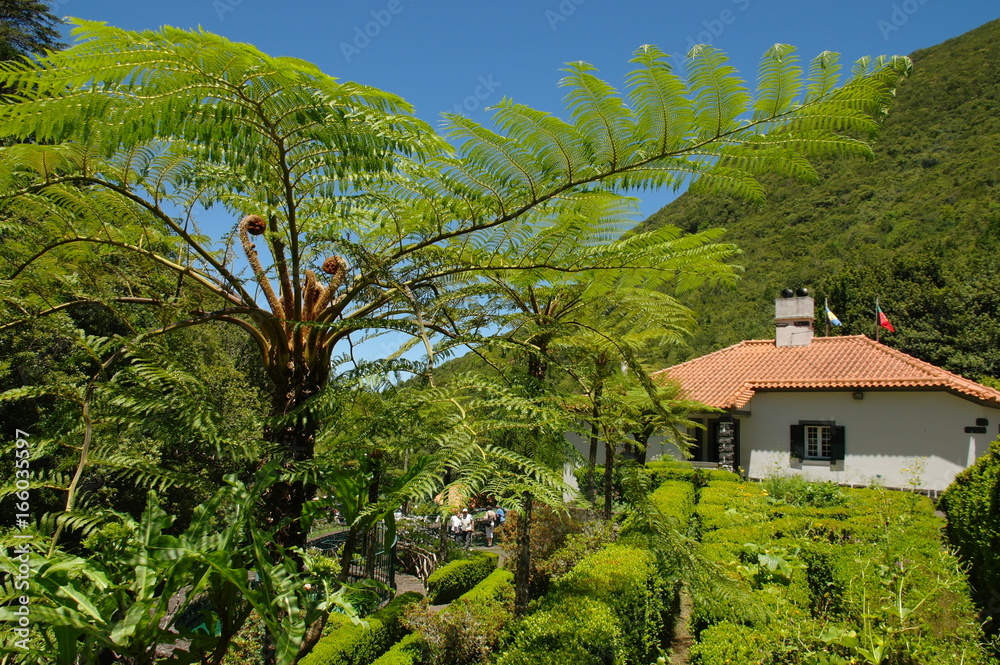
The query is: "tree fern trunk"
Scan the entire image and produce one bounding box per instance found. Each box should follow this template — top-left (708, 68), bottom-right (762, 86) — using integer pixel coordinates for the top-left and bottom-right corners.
top-left (514, 491), bottom-right (533, 617)
top-left (603, 439), bottom-right (614, 521)
top-left (260, 359), bottom-right (327, 554)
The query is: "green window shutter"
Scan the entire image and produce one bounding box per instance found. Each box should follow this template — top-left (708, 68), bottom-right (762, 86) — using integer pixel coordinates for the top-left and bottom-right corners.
top-left (830, 426), bottom-right (846, 463)
top-left (790, 424), bottom-right (805, 459)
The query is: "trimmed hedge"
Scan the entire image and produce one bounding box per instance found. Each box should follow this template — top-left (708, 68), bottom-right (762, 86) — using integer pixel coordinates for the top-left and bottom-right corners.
top-left (372, 567), bottom-right (514, 665)
top-left (495, 597), bottom-right (623, 665)
top-left (939, 438), bottom-right (1000, 638)
top-left (498, 544), bottom-right (668, 665)
top-left (645, 461), bottom-right (742, 487)
top-left (691, 477), bottom-right (993, 664)
top-left (649, 479), bottom-right (696, 526)
top-left (424, 551), bottom-right (498, 604)
top-left (368, 632), bottom-right (422, 665)
top-left (457, 567), bottom-right (513, 604)
top-left (299, 592), bottom-right (423, 665)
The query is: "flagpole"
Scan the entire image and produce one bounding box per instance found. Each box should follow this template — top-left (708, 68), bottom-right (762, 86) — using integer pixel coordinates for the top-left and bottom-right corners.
top-left (875, 297), bottom-right (880, 342)
top-left (824, 298), bottom-right (830, 337)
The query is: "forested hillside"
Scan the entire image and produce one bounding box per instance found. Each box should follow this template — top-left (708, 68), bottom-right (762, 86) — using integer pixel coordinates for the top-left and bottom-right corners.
top-left (644, 18), bottom-right (1000, 382)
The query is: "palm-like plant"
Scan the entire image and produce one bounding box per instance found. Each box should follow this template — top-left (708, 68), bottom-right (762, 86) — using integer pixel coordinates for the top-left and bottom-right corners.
top-left (0, 21), bottom-right (910, 554)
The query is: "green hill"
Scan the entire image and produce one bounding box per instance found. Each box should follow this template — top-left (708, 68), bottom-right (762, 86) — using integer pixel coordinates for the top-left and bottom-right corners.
top-left (642, 18), bottom-right (1000, 382)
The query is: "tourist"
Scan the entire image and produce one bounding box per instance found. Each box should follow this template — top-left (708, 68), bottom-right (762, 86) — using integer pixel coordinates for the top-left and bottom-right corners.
top-left (460, 508), bottom-right (475, 548)
top-left (484, 506), bottom-right (497, 546)
top-left (450, 510), bottom-right (462, 543)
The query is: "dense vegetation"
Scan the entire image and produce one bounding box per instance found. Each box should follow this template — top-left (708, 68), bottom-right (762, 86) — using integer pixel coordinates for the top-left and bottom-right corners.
top-left (7, 6), bottom-right (991, 665)
top-left (692, 475), bottom-right (989, 663)
top-left (642, 19), bottom-right (1000, 382)
top-left (359, 464), bottom-right (993, 665)
top-left (940, 438), bottom-right (1000, 642)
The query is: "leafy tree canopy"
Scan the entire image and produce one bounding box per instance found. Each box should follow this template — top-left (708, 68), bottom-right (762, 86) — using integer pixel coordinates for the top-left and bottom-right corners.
top-left (0, 0), bottom-right (63, 62)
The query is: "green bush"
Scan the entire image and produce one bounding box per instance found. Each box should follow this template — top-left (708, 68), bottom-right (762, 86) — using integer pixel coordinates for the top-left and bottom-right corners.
top-left (940, 438), bottom-right (1000, 639)
top-left (691, 480), bottom-right (994, 664)
top-left (648, 479), bottom-right (696, 527)
top-left (369, 632), bottom-right (422, 665)
top-left (495, 597), bottom-right (625, 665)
top-left (702, 468), bottom-right (741, 482)
top-left (762, 475), bottom-right (846, 507)
top-left (535, 521), bottom-right (616, 584)
top-left (689, 621), bottom-right (776, 665)
top-left (379, 569), bottom-right (515, 665)
top-left (299, 592), bottom-right (423, 665)
top-left (425, 551), bottom-right (498, 604)
top-left (548, 545), bottom-right (668, 664)
top-left (402, 569), bottom-right (514, 665)
top-left (457, 568), bottom-right (513, 605)
top-left (646, 460), bottom-right (698, 485)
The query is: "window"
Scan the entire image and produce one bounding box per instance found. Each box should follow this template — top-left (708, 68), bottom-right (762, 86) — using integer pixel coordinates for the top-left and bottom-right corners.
top-left (790, 422), bottom-right (845, 463)
top-left (805, 425), bottom-right (831, 459)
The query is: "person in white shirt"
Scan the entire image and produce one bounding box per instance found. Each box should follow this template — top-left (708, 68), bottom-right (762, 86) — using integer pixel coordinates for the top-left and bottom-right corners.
top-left (484, 507), bottom-right (497, 546)
top-left (450, 511), bottom-right (462, 543)
top-left (459, 508), bottom-right (475, 548)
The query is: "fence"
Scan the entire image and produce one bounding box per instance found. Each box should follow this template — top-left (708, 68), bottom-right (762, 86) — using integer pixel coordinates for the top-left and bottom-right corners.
top-left (309, 521), bottom-right (397, 604)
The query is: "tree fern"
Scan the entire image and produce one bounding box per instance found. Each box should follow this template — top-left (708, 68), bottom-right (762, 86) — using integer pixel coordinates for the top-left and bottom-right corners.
top-left (0, 21), bottom-right (910, 568)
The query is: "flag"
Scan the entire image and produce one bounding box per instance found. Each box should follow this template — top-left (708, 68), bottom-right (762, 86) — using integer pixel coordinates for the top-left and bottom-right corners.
top-left (825, 299), bottom-right (842, 326)
top-left (877, 302), bottom-right (895, 333)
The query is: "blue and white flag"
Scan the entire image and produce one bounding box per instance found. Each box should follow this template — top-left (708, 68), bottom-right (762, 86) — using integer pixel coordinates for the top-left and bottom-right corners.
top-left (825, 299), bottom-right (842, 326)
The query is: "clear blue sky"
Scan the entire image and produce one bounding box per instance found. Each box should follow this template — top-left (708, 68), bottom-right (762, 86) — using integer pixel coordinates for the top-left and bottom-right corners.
top-left (55, 0), bottom-right (998, 220)
top-left (47, 1), bottom-right (998, 366)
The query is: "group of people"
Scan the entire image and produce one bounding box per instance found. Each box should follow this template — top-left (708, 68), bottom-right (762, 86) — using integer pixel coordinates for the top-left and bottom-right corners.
top-left (449, 504), bottom-right (505, 548)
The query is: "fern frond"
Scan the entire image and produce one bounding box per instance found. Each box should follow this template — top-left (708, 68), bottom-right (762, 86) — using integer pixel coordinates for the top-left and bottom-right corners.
top-left (752, 43), bottom-right (803, 121)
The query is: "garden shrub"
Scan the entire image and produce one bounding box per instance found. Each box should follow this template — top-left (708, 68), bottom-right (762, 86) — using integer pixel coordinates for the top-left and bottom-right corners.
top-left (424, 551), bottom-right (498, 604)
top-left (702, 468), bottom-right (741, 482)
top-left (689, 479), bottom-right (994, 664)
top-left (535, 520), bottom-right (616, 584)
top-left (688, 620), bottom-right (761, 665)
top-left (940, 437), bottom-right (1000, 638)
top-left (648, 479), bottom-right (696, 526)
top-left (767, 504), bottom-right (851, 521)
top-left (697, 481), bottom-right (769, 516)
top-left (378, 569), bottom-right (515, 665)
top-left (762, 475), bottom-right (846, 507)
top-left (699, 524), bottom-right (773, 547)
top-left (646, 459), bottom-right (698, 485)
top-left (695, 503), bottom-right (765, 532)
top-left (499, 503), bottom-right (584, 598)
top-left (548, 544), bottom-right (668, 664)
top-left (495, 597), bottom-right (624, 665)
top-left (369, 632), bottom-right (422, 665)
top-left (299, 592), bottom-right (423, 665)
top-left (401, 569), bottom-right (514, 665)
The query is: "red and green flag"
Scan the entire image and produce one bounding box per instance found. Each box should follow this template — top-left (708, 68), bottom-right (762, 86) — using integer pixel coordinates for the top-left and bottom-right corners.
top-left (876, 300), bottom-right (895, 333)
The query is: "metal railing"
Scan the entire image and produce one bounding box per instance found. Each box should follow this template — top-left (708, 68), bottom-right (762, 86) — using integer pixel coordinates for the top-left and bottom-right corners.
top-left (308, 522), bottom-right (396, 604)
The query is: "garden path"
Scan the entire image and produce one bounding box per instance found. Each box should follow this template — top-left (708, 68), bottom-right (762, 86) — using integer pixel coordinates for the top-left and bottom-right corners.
top-left (668, 587), bottom-right (694, 665)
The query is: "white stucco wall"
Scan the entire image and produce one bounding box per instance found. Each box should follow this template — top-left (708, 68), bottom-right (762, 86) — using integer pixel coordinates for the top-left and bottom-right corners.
top-left (565, 430), bottom-right (681, 466)
top-left (740, 390), bottom-right (1000, 491)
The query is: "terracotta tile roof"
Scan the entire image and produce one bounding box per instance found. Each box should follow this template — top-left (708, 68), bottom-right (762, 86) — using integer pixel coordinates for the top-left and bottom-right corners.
top-left (652, 335), bottom-right (1000, 409)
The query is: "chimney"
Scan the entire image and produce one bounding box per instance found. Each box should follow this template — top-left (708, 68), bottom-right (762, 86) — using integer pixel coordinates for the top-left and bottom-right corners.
top-left (775, 288), bottom-right (814, 347)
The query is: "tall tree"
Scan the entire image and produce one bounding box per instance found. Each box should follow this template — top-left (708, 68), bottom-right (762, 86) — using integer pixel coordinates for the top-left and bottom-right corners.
top-left (0, 21), bottom-right (910, 563)
top-left (0, 0), bottom-right (62, 62)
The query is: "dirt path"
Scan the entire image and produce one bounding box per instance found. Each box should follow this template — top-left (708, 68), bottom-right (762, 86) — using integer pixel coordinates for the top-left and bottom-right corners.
top-left (669, 586), bottom-right (694, 665)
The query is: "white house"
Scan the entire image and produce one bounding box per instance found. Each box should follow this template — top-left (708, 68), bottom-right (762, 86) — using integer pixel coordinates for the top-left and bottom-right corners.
top-left (648, 292), bottom-right (1000, 493)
